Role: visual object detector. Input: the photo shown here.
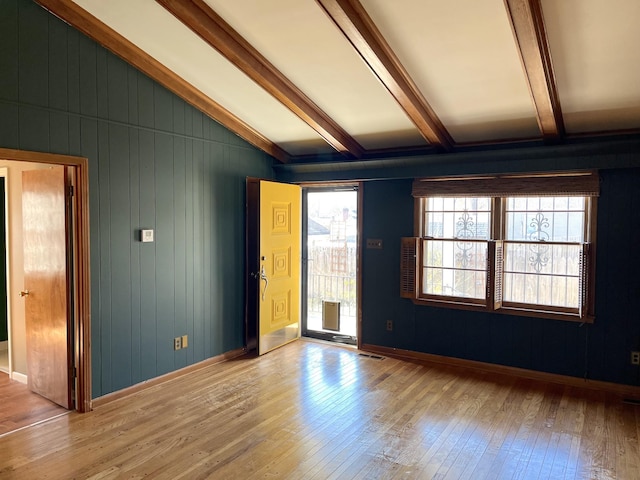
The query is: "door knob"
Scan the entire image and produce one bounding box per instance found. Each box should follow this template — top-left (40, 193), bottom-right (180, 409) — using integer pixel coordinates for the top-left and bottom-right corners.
top-left (19, 290), bottom-right (30, 297)
top-left (260, 265), bottom-right (269, 301)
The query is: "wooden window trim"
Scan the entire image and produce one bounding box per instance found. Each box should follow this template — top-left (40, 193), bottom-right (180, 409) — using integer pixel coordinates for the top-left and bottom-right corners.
top-left (406, 172), bottom-right (599, 323)
top-left (410, 296), bottom-right (594, 324)
top-left (417, 295), bottom-right (487, 308)
top-left (412, 171), bottom-right (600, 198)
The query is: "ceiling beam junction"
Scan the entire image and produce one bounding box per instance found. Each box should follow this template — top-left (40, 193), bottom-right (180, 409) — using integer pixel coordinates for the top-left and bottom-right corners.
top-left (316, 0), bottom-right (453, 152)
top-left (157, 0), bottom-right (365, 159)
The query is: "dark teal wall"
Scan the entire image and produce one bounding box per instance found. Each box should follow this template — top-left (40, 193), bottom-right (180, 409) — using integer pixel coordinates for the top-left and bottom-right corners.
top-left (278, 142), bottom-right (640, 387)
top-left (3, 0), bottom-right (638, 395)
top-left (0, 0), bottom-right (273, 396)
top-left (358, 169), bottom-right (640, 387)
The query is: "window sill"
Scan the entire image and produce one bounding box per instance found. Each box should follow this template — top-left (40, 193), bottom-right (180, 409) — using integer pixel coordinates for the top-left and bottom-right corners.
top-left (411, 297), bottom-right (594, 323)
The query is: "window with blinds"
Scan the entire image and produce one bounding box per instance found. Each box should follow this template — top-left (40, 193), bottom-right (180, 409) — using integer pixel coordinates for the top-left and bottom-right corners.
top-left (403, 171), bottom-right (598, 322)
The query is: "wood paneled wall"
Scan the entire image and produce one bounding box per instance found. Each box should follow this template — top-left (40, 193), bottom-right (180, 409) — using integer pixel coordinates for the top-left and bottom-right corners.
top-left (356, 171), bottom-right (640, 387)
top-left (0, 0), bottom-right (273, 397)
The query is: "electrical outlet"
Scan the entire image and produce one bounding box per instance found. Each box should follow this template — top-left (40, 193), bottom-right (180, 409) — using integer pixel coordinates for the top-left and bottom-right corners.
top-left (181, 335), bottom-right (188, 349)
top-left (386, 320), bottom-right (393, 331)
top-left (174, 337), bottom-right (182, 351)
top-left (366, 239), bottom-right (383, 249)
top-left (631, 351), bottom-right (640, 365)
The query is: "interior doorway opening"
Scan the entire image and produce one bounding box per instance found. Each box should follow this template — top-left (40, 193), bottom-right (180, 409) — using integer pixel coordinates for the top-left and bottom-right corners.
top-left (0, 148), bottom-right (91, 415)
top-left (302, 184), bottom-right (360, 345)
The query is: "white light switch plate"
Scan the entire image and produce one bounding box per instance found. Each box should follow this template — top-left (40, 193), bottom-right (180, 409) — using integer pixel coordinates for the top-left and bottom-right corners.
top-left (141, 229), bottom-right (154, 243)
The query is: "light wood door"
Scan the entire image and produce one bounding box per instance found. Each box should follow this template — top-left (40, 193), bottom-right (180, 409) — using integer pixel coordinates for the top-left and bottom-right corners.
top-left (258, 180), bottom-right (301, 355)
top-left (23, 166), bottom-right (72, 409)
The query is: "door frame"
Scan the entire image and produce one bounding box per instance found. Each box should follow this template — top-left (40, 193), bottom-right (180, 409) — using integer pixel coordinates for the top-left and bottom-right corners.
top-left (0, 148), bottom-right (91, 413)
top-left (0, 168), bottom-right (10, 377)
top-left (245, 177), bottom-right (260, 352)
top-left (300, 182), bottom-right (363, 349)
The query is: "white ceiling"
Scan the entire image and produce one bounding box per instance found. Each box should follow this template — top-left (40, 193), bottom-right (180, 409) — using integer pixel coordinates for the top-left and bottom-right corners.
top-left (52, 0), bottom-right (640, 161)
top-left (542, 0), bottom-right (640, 133)
top-left (362, 0), bottom-right (539, 143)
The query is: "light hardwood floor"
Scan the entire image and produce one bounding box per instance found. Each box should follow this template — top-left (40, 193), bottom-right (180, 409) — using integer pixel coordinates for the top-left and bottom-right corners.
top-left (0, 373), bottom-right (69, 437)
top-left (0, 339), bottom-right (638, 479)
top-left (0, 348), bottom-right (8, 373)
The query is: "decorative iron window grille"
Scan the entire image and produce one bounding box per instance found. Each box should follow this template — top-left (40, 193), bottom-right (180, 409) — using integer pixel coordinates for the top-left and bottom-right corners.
top-left (410, 177), bottom-right (597, 322)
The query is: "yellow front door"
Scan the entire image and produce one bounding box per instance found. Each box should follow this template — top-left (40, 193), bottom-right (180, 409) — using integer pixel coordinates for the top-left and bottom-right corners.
top-left (258, 180), bottom-right (301, 355)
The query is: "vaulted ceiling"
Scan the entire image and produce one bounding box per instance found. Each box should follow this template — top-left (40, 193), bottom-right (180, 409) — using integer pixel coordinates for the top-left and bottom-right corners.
top-left (38, 0), bottom-right (640, 163)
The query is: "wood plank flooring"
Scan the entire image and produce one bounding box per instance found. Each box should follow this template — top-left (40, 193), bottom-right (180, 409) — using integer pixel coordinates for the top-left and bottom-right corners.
top-left (0, 339), bottom-right (638, 479)
top-left (0, 372), bottom-right (69, 437)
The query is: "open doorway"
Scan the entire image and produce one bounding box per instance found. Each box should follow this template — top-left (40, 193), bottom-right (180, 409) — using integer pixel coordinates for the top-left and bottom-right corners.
top-left (0, 148), bottom-right (91, 421)
top-left (0, 162), bottom-right (72, 436)
top-left (302, 184), bottom-right (361, 346)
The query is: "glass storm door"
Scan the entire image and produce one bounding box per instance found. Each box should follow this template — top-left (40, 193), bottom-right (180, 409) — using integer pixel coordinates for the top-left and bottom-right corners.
top-left (303, 186), bottom-right (359, 345)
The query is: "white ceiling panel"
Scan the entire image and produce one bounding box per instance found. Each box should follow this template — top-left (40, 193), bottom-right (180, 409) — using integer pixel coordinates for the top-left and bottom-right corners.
top-left (361, 0), bottom-right (540, 143)
top-left (202, 0), bottom-right (427, 150)
top-left (49, 0), bottom-right (640, 161)
top-left (72, 0), bottom-right (325, 150)
top-left (542, 0), bottom-right (640, 133)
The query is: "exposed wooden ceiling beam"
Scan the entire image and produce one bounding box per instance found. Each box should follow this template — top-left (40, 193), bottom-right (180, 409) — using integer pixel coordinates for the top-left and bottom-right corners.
top-left (35, 0), bottom-right (290, 163)
top-left (157, 0), bottom-right (365, 159)
top-left (316, 0), bottom-right (453, 152)
top-left (504, 0), bottom-right (565, 141)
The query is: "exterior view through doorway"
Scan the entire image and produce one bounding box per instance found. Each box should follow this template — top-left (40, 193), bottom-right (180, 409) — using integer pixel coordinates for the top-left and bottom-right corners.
top-left (302, 184), bottom-right (361, 346)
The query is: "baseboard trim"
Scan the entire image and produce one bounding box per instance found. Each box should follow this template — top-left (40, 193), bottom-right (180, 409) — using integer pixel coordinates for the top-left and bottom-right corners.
top-left (92, 347), bottom-right (248, 409)
top-left (11, 371), bottom-right (27, 384)
top-left (360, 343), bottom-right (640, 398)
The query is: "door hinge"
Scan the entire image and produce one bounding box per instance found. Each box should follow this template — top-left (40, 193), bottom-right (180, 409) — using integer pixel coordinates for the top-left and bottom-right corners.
top-left (68, 185), bottom-right (74, 197)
